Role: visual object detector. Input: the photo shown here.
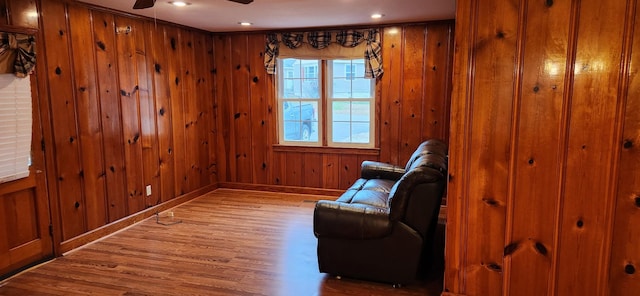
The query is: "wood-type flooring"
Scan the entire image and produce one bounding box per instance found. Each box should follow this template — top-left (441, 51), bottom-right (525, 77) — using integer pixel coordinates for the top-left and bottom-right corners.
top-left (0, 189), bottom-right (443, 295)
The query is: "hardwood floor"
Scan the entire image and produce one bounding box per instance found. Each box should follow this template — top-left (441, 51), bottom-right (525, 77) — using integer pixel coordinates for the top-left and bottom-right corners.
top-left (0, 189), bottom-right (443, 295)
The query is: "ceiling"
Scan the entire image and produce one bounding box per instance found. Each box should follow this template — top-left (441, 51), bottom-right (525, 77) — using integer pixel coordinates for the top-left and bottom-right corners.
top-left (76, 0), bottom-right (457, 32)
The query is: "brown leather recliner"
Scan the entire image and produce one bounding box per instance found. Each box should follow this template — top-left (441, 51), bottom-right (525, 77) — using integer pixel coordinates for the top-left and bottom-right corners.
top-left (313, 139), bottom-right (448, 285)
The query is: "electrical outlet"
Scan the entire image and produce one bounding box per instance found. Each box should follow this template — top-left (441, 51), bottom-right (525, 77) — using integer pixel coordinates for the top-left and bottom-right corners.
top-left (145, 185), bottom-right (152, 196)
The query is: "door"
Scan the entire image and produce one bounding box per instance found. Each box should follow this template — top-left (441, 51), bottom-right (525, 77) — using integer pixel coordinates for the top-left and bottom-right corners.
top-left (0, 74), bottom-right (53, 279)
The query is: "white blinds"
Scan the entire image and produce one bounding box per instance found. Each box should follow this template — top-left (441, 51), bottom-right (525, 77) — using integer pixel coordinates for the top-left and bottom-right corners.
top-left (0, 73), bottom-right (31, 183)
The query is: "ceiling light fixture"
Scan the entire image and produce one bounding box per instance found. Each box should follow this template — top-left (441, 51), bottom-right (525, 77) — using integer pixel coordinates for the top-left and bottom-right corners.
top-left (169, 1), bottom-right (190, 7)
top-left (371, 13), bottom-right (384, 19)
top-left (239, 22), bottom-right (253, 26)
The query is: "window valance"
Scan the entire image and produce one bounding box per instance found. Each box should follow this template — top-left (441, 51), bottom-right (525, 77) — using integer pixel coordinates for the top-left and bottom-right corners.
top-left (0, 32), bottom-right (36, 78)
top-left (265, 29), bottom-right (383, 79)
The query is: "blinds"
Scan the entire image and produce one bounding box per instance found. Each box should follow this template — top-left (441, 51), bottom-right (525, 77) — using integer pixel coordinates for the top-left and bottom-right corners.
top-left (0, 73), bottom-right (31, 183)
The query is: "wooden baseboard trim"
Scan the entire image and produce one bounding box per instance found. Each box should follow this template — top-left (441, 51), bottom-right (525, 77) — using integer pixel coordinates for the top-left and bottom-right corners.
top-left (217, 182), bottom-right (343, 197)
top-left (59, 184), bottom-right (218, 254)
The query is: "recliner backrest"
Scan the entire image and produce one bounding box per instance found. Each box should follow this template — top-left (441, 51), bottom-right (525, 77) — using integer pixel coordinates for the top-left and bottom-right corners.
top-left (389, 148), bottom-right (448, 239)
top-left (404, 139), bottom-right (448, 171)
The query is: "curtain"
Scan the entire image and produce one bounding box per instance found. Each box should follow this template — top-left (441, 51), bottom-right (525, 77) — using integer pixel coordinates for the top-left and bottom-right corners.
top-left (264, 29), bottom-right (383, 79)
top-left (0, 32), bottom-right (36, 78)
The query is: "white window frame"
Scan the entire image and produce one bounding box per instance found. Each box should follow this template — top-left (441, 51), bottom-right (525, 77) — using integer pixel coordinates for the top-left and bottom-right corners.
top-left (276, 58), bottom-right (375, 149)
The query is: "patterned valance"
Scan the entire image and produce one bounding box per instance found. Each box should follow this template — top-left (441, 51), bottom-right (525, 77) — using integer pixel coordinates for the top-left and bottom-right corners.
top-left (0, 32), bottom-right (36, 78)
top-left (265, 29), bottom-right (383, 79)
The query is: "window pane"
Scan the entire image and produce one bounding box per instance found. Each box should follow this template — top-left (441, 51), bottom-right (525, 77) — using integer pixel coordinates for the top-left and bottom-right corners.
top-left (352, 101), bottom-right (370, 121)
top-left (282, 78), bottom-right (299, 98)
top-left (351, 122), bottom-right (370, 143)
top-left (282, 100), bottom-right (318, 142)
top-left (302, 79), bottom-right (320, 98)
top-left (332, 101), bottom-right (351, 121)
top-left (332, 121), bottom-right (351, 143)
top-left (352, 78), bottom-right (373, 98)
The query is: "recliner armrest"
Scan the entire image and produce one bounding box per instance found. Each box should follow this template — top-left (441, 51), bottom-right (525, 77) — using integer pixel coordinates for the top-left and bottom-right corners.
top-left (313, 200), bottom-right (392, 239)
top-left (361, 160), bottom-right (405, 180)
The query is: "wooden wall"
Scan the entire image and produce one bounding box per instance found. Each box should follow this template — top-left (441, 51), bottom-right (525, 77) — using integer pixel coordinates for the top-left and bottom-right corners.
top-left (37, 0), bottom-right (216, 244)
top-left (213, 23), bottom-right (454, 190)
top-left (445, 0), bottom-right (640, 295)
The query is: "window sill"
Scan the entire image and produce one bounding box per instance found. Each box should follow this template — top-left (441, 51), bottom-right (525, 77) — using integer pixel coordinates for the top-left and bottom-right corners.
top-left (272, 144), bottom-right (380, 156)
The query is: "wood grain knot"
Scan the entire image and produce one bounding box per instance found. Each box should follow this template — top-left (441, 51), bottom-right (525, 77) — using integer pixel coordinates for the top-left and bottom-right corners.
top-left (534, 242), bottom-right (548, 256)
top-left (69, 137), bottom-right (75, 143)
top-left (528, 158), bottom-right (534, 165)
top-left (546, 0), bottom-right (554, 7)
top-left (625, 264), bottom-right (636, 274)
top-left (170, 38), bottom-right (177, 50)
top-left (175, 77), bottom-right (180, 85)
top-left (159, 108), bottom-right (165, 116)
top-left (623, 139), bottom-right (633, 149)
top-left (96, 41), bottom-right (106, 51)
top-left (55, 67), bottom-right (62, 75)
top-left (635, 196), bottom-right (640, 207)
top-left (155, 63), bottom-right (161, 73)
top-left (211, 68), bottom-right (217, 74)
top-left (253, 76), bottom-right (259, 83)
top-left (74, 201), bottom-right (80, 208)
top-left (59, 30), bottom-right (64, 36)
top-left (79, 87), bottom-right (87, 92)
top-left (483, 198), bottom-right (499, 207)
top-left (110, 166), bottom-right (115, 172)
top-left (576, 219), bottom-right (584, 228)
top-left (496, 31), bottom-right (505, 39)
top-left (486, 263), bottom-right (502, 272)
top-left (234, 113), bottom-right (241, 119)
top-left (533, 86), bottom-right (540, 93)
top-left (504, 242), bottom-right (519, 256)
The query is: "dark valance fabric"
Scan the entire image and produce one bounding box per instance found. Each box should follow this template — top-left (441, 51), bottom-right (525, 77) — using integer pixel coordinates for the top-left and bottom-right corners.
top-left (265, 29), bottom-right (383, 79)
top-left (0, 32), bottom-right (36, 78)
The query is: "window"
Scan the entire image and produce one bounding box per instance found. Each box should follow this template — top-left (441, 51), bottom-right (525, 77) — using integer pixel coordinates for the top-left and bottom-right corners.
top-left (277, 58), bottom-right (375, 148)
top-left (0, 74), bottom-right (32, 183)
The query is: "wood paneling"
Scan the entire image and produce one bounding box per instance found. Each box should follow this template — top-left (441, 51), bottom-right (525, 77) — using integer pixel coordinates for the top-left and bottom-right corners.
top-left (67, 5), bottom-right (108, 230)
top-left (446, 0), bottom-right (640, 295)
top-left (213, 23), bottom-right (454, 190)
top-left (35, 0), bottom-right (215, 248)
top-left (610, 0), bottom-right (640, 294)
top-left (91, 10), bottom-right (128, 222)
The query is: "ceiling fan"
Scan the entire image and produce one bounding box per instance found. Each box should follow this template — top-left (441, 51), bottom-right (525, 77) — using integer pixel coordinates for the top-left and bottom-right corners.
top-left (133, 0), bottom-right (254, 9)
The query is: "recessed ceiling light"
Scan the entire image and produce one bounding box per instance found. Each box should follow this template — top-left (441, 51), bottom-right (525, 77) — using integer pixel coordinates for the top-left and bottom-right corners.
top-left (371, 13), bottom-right (384, 19)
top-left (239, 22), bottom-right (253, 26)
top-left (169, 1), bottom-right (191, 6)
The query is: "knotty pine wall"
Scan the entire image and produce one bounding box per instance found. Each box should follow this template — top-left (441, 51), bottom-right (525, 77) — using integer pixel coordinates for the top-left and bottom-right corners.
top-left (213, 23), bottom-right (454, 190)
top-left (445, 0), bottom-right (640, 295)
top-left (37, 0), bottom-right (215, 243)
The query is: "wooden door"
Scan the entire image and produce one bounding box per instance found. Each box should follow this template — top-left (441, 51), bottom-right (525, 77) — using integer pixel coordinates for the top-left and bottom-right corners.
top-left (0, 75), bottom-right (53, 278)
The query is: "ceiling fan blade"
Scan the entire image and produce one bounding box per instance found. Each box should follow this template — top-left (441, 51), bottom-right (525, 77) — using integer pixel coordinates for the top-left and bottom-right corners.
top-left (228, 0), bottom-right (254, 4)
top-left (133, 0), bottom-right (156, 9)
